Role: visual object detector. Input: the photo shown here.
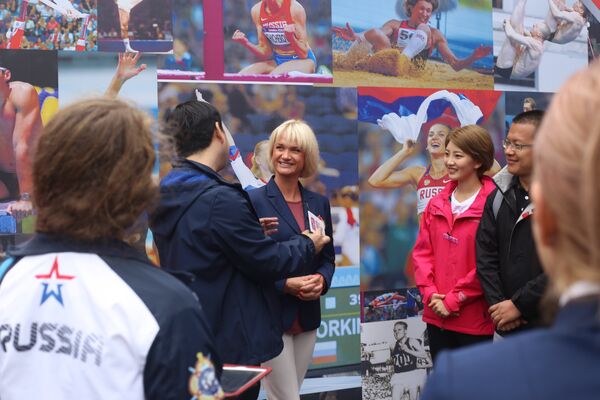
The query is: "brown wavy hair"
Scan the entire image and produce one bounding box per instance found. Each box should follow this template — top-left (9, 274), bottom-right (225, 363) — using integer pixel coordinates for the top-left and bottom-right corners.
top-left (33, 97), bottom-right (157, 241)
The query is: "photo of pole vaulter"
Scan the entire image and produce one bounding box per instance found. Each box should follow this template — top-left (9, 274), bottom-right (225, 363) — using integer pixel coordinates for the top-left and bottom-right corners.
top-left (493, 0), bottom-right (592, 92)
top-left (358, 87), bottom-right (505, 291)
top-left (157, 0), bottom-right (203, 75)
top-left (97, 0), bottom-right (173, 53)
top-left (223, 0), bottom-right (333, 83)
top-left (361, 318), bottom-right (433, 400)
top-left (58, 51), bottom-right (158, 257)
top-left (0, 0), bottom-right (96, 51)
top-left (363, 288), bottom-right (424, 323)
top-left (332, 0), bottom-right (494, 89)
top-left (0, 50), bottom-right (58, 260)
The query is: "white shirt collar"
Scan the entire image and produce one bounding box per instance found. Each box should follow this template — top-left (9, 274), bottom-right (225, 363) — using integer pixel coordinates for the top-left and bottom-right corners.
top-left (559, 281), bottom-right (600, 307)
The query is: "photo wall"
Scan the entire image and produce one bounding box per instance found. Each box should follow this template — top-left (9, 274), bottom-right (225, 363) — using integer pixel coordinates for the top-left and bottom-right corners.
top-left (1, 0), bottom-right (598, 398)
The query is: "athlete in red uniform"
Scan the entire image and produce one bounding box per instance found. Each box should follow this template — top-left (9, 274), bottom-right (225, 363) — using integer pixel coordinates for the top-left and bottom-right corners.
top-left (232, 0), bottom-right (316, 75)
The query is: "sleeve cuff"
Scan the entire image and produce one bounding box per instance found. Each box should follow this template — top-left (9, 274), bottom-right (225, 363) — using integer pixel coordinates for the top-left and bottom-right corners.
top-left (443, 293), bottom-right (460, 313)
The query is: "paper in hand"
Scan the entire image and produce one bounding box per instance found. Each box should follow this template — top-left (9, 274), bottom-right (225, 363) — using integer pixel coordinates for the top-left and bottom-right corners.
top-left (308, 210), bottom-right (325, 234)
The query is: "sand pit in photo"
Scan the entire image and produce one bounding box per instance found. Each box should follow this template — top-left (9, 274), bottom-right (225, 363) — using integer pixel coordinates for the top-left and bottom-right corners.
top-left (332, 50), bottom-right (493, 89)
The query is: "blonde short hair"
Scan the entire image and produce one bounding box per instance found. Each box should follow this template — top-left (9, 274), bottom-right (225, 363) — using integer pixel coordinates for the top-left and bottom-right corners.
top-left (268, 120), bottom-right (320, 178)
top-left (534, 60), bottom-right (600, 292)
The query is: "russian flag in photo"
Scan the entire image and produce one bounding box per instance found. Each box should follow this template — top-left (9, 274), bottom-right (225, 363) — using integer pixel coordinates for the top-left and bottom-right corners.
top-left (357, 87), bottom-right (501, 127)
top-left (312, 341), bottom-right (337, 365)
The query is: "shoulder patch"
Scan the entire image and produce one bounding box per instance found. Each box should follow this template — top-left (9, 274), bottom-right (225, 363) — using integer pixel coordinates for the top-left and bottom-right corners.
top-left (188, 352), bottom-right (224, 400)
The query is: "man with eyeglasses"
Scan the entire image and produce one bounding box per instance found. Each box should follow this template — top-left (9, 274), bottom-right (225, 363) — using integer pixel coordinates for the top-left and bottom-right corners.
top-left (0, 64), bottom-right (43, 222)
top-left (475, 110), bottom-right (547, 337)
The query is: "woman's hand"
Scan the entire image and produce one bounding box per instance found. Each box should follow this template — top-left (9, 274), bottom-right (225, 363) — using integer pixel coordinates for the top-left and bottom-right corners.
top-left (284, 274), bottom-right (323, 300)
top-left (428, 293), bottom-right (456, 318)
top-left (298, 274), bottom-right (324, 301)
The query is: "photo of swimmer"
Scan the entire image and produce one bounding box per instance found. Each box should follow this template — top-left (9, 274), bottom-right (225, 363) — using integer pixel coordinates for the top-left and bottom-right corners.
top-left (223, 0), bottom-right (333, 83)
top-left (0, 0), bottom-right (96, 51)
top-left (332, 0), bottom-right (495, 89)
top-left (0, 50), bottom-right (58, 260)
top-left (97, 0), bottom-right (173, 53)
top-left (493, 0), bottom-right (591, 92)
top-left (358, 87), bottom-right (505, 291)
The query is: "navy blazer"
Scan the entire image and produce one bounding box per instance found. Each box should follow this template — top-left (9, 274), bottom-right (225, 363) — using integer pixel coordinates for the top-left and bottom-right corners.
top-left (248, 178), bottom-right (336, 332)
top-left (422, 297), bottom-right (600, 400)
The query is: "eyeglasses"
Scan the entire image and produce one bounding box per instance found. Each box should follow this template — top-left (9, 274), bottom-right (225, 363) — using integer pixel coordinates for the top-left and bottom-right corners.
top-left (502, 139), bottom-right (533, 152)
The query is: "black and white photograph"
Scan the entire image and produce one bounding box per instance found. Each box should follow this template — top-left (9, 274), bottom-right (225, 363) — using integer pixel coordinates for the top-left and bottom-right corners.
top-left (362, 317), bottom-right (432, 400)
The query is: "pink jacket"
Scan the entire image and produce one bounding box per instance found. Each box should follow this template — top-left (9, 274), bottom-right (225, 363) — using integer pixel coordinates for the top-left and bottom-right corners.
top-left (413, 176), bottom-right (495, 335)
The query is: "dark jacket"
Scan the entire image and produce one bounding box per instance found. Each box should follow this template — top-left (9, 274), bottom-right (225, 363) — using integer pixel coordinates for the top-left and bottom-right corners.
top-left (476, 167), bottom-right (546, 330)
top-left (248, 178), bottom-right (335, 332)
top-left (423, 298), bottom-right (600, 400)
top-left (150, 160), bottom-right (315, 365)
top-left (0, 233), bottom-right (222, 400)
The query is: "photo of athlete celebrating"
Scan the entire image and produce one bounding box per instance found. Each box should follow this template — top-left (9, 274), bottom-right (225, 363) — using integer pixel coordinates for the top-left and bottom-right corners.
top-left (231, 0), bottom-right (317, 75)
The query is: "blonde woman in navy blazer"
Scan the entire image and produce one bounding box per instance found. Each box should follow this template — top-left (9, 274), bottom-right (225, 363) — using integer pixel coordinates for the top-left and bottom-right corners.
top-left (248, 120), bottom-right (335, 400)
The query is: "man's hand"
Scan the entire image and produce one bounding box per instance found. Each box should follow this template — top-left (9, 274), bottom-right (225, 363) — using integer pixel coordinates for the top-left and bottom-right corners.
top-left (497, 318), bottom-right (527, 332)
top-left (489, 300), bottom-right (522, 327)
top-left (283, 276), bottom-right (313, 296)
top-left (7, 199), bottom-right (33, 222)
top-left (258, 217), bottom-right (278, 236)
top-left (302, 229), bottom-right (331, 253)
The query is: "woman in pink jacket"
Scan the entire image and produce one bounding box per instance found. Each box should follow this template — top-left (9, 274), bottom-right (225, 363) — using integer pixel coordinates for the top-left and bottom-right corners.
top-left (413, 124), bottom-right (496, 362)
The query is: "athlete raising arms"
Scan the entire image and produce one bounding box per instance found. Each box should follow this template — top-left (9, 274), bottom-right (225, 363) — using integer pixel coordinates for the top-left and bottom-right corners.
top-left (232, 0), bottom-right (317, 75)
top-left (369, 123), bottom-right (451, 216)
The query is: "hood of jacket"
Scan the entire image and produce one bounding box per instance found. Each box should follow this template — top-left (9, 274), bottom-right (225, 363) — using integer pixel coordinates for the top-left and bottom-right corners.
top-left (493, 166), bottom-right (514, 193)
top-left (150, 160), bottom-right (228, 238)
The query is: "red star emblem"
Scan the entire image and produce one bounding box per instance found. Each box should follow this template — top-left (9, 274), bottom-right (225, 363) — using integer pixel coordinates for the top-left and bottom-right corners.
top-left (36, 257), bottom-right (75, 281)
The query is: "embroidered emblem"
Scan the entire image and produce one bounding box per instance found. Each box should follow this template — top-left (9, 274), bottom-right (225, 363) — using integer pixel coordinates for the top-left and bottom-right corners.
top-left (189, 353), bottom-right (224, 399)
